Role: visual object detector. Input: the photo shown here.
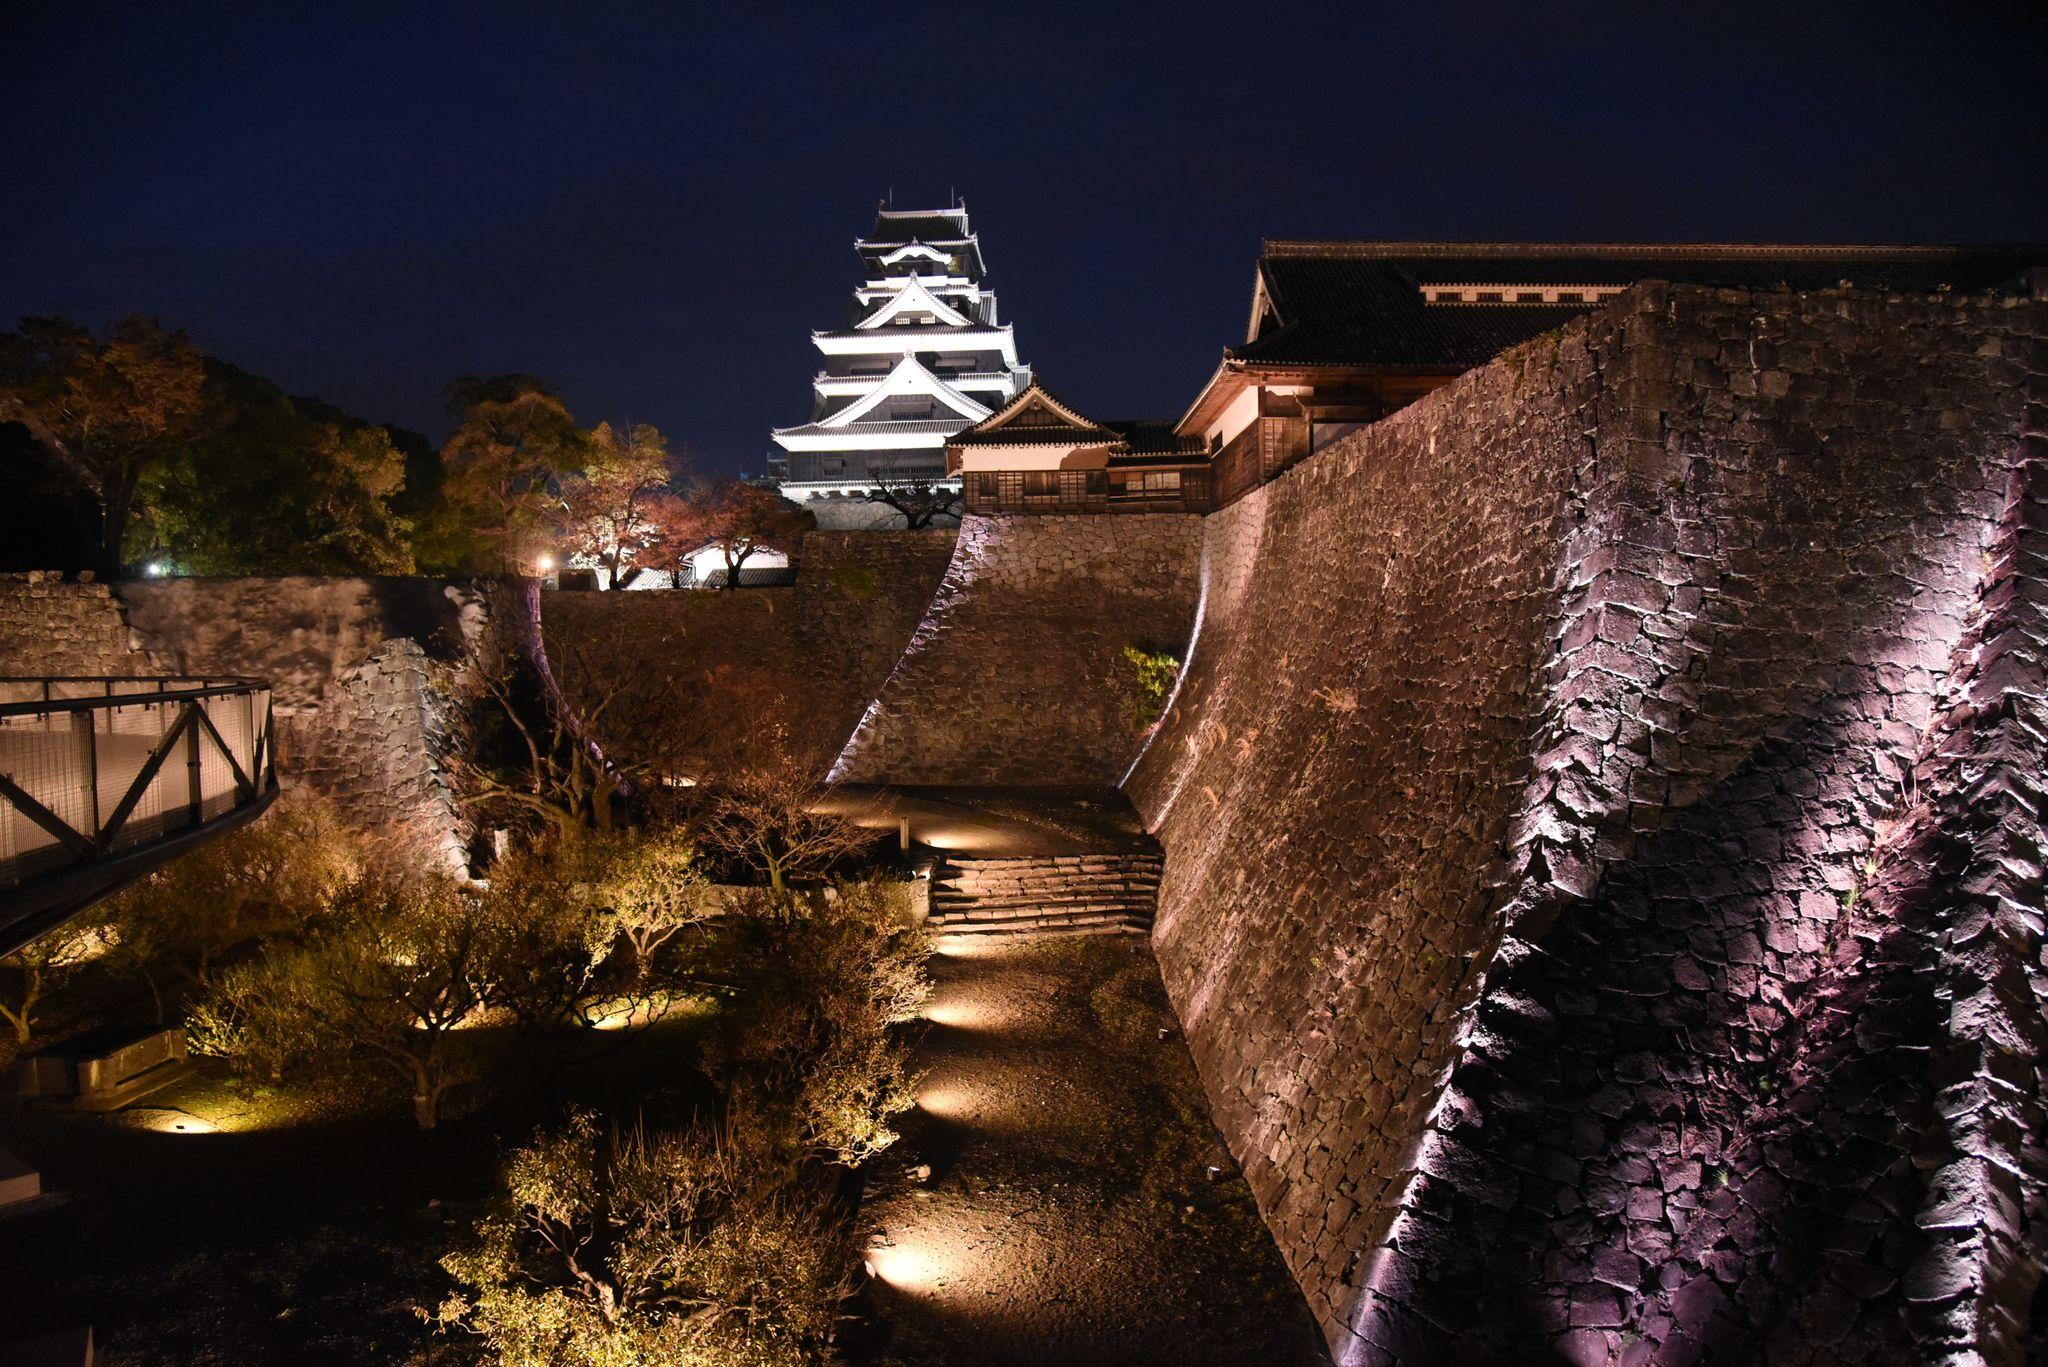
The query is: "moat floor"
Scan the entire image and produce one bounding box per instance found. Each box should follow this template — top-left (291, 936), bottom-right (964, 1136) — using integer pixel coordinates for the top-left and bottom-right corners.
top-left (853, 936), bottom-right (1328, 1367)
top-left (819, 785), bottom-right (1158, 857)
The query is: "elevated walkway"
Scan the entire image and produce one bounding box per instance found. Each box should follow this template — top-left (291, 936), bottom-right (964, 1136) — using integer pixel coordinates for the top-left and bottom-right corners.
top-left (0, 677), bottom-right (278, 956)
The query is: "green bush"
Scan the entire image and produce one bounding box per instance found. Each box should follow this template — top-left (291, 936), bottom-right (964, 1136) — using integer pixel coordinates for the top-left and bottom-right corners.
top-left (436, 1109), bottom-right (851, 1367)
top-left (1116, 644), bottom-right (1181, 733)
top-left (708, 881), bottom-right (929, 1166)
top-left (104, 793), bottom-right (363, 1006)
top-left (189, 878), bottom-right (486, 1129)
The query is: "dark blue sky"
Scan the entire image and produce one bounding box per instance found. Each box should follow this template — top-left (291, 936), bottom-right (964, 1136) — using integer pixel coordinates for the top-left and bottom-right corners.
top-left (3, 2), bottom-right (2043, 474)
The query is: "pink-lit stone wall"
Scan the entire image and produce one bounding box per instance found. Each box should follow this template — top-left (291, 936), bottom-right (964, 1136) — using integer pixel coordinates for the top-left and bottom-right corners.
top-left (1127, 282), bottom-right (2048, 1363)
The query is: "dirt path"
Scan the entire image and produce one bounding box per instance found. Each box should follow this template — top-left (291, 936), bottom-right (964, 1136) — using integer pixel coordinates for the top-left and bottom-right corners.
top-left (854, 936), bottom-right (1328, 1367)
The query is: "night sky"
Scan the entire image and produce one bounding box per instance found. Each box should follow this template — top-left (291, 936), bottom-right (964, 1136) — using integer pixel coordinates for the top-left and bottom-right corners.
top-left (3, 2), bottom-right (2044, 475)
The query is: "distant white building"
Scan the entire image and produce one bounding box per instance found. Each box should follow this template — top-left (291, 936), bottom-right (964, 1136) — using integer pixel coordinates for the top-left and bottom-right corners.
top-left (677, 540), bottom-right (790, 587)
top-left (768, 201), bottom-right (1032, 505)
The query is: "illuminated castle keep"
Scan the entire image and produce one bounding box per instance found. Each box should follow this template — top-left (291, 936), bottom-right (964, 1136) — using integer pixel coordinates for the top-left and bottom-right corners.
top-left (768, 202), bottom-right (1032, 505)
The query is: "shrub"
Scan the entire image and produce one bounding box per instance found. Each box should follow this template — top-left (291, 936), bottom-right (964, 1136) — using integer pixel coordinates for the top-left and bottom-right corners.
top-left (436, 1109), bottom-right (851, 1367)
top-left (470, 846), bottom-right (606, 1034)
top-left (1115, 644), bottom-right (1181, 734)
top-left (709, 881), bottom-right (928, 1165)
top-left (104, 793), bottom-right (362, 1005)
top-left (582, 826), bottom-right (717, 987)
top-left (190, 878), bottom-right (485, 1129)
top-left (697, 723), bottom-right (878, 892)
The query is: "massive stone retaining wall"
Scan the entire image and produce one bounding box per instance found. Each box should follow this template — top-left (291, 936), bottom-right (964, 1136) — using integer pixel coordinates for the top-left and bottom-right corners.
top-left (538, 530), bottom-right (957, 771)
top-left (1126, 283), bottom-right (2048, 1364)
top-left (2, 532), bottom-right (955, 874)
top-left (831, 513), bottom-right (1203, 786)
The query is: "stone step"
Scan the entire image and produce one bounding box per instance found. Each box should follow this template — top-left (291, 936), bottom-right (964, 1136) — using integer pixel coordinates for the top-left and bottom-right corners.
top-left (931, 852), bottom-right (1160, 940)
top-left (936, 875), bottom-right (1160, 894)
top-left (929, 913), bottom-right (1150, 937)
top-left (943, 860), bottom-right (1162, 874)
top-left (933, 894), bottom-right (1157, 913)
top-left (939, 860), bottom-right (1160, 872)
top-left (937, 881), bottom-right (1163, 901)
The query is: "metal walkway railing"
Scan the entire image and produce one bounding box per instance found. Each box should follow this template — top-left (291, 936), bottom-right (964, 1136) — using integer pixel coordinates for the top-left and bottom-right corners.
top-left (0, 677), bottom-right (279, 955)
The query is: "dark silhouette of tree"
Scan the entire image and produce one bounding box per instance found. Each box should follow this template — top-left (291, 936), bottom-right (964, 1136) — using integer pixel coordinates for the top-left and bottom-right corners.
top-left (0, 315), bottom-right (211, 578)
top-left (863, 470), bottom-right (962, 529)
top-left (141, 360), bottom-right (414, 574)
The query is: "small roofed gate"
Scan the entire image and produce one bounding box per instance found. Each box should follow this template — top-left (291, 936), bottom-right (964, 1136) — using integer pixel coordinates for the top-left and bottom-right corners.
top-left (0, 677), bottom-right (278, 955)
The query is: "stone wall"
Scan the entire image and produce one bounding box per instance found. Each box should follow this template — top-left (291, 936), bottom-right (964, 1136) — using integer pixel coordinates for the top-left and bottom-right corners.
top-left (1, 574), bottom-right (499, 879)
top-left (831, 513), bottom-right (1204, 787)
top-left (0, 573), bottom-right (167, 676)
top-left (1125, 283), bottom-right (2048, 1364)
top-left (537, 530), bottom-right (957, 771)
top-left (296, 638), bottom-right (471, 878)
top-left (115, 575), bottom-right (488, 720)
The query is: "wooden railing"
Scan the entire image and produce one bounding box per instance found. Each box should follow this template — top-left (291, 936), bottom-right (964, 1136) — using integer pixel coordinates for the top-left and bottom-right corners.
top-left (0, 677), bottom-right (278, 954)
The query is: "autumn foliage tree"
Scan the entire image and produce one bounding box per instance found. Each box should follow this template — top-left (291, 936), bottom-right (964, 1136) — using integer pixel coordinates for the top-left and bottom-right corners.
top-left (556, 420), bottom-right (683, 589)
top-left (429, 375), bottom-right (584, 573)
top-left (0, 315), bottom-right (212, 578)
top-left (697, 480), bottom-right (812, 589)
top-left (140, 362), bottom-right (415, 574)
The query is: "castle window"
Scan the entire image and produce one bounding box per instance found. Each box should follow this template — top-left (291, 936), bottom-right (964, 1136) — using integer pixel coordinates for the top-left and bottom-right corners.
top-left (1475, 291), bottom-right (1503, 303)
top-left (1556, 291), bottom-right (1582, 303)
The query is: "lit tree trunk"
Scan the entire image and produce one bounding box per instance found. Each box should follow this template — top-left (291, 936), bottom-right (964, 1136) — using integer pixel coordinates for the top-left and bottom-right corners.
top-left (0, 966), bottom-right (39, 1045)
top-left (722, 544), bottom-right (755, 591)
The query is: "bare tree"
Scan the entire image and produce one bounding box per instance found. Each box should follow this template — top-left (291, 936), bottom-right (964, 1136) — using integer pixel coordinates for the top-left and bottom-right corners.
top-left (863, 470), bottom-right (962, 530)
top-left (698, 721), bottom-right (879, 892)
top-left (452, 638), bottom-right (631, 837)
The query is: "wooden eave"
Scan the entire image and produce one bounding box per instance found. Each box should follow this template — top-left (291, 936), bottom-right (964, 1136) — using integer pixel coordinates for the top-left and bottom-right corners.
top-left (1176, 357), bottom-right (1467, 436)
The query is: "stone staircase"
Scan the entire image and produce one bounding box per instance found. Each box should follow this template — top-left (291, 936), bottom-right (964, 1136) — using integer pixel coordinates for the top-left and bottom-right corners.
top-left (928, 852), bottom-right (1162, 938)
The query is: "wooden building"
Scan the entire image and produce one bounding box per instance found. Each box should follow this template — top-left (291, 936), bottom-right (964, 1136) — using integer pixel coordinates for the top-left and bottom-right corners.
top-left (1178, 241), bottom-right (2047, 507)
top-left (947, 381), bottom-right (1210, 515)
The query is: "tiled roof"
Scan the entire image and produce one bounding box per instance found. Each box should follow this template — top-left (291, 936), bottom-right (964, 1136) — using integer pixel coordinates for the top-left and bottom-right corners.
top-left (950, 428), bottom-right (1119, 446)
top-left (813, 325), bottom-right (1010, 342)
top-left (868, 208), bottom-right (973, 243)
top-left (951, 380), bottom-right (1118, 446)
top-left (1105, 420), bottom-right (1208, 456)
top-left (773, 418), bottom-right (969, 439)
top-left (1231, 242), bottom-right (2047, 369)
